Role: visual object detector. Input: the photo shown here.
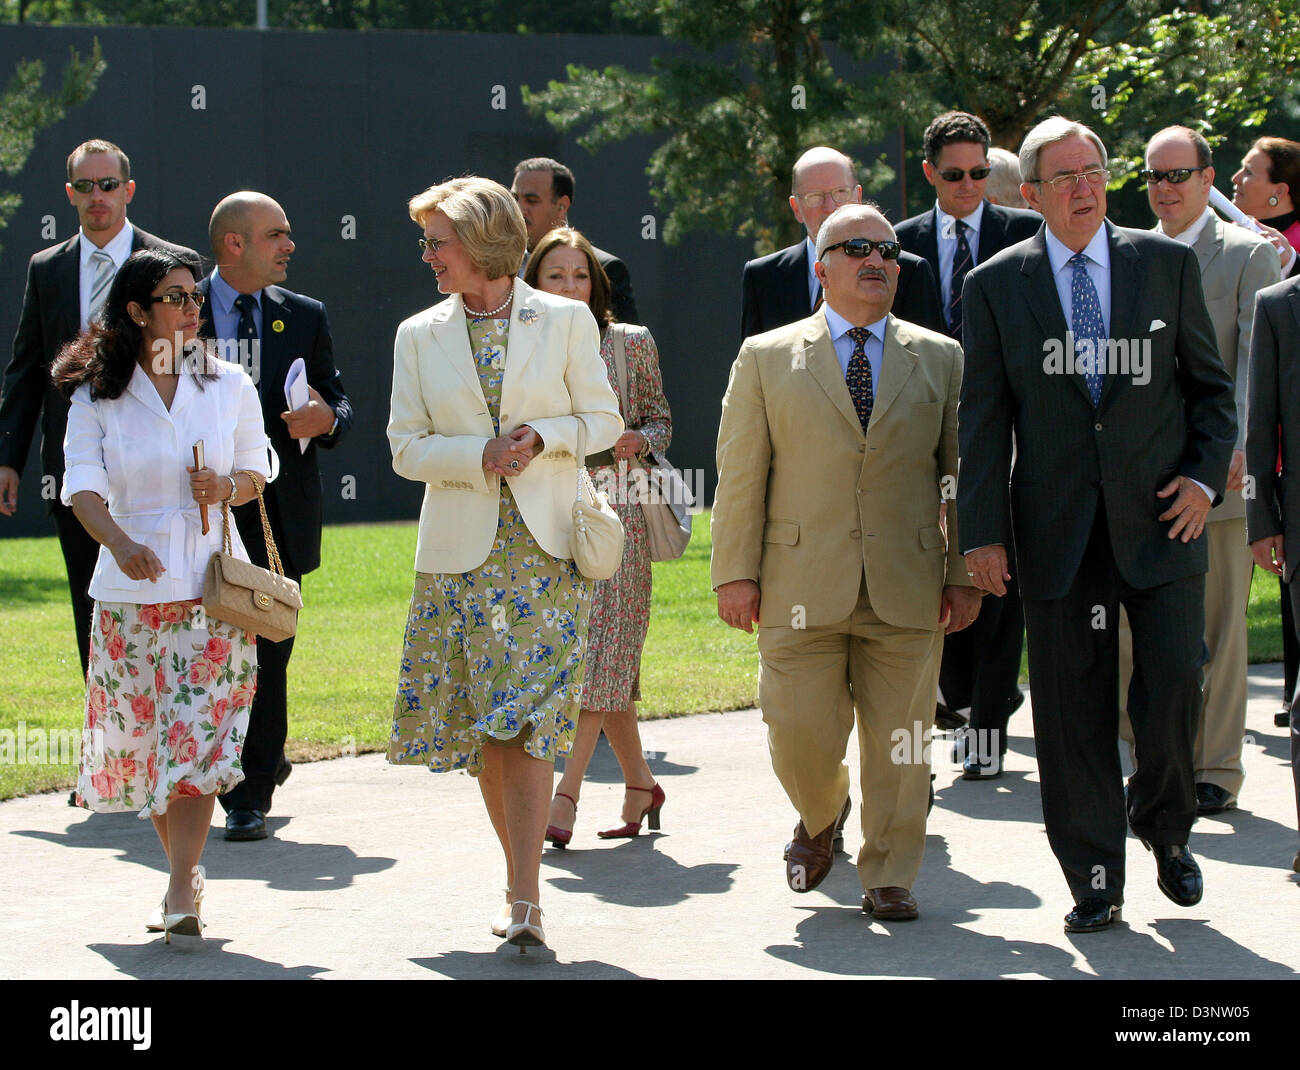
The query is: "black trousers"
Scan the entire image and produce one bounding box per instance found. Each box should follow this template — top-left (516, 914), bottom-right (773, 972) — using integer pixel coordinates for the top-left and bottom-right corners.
top-left (1022, 501), bottom-right (1203, 906)
top-left (1284, 578), bottom-right (1300, 841)
top-left (51, 498), bottom-right (100, 678)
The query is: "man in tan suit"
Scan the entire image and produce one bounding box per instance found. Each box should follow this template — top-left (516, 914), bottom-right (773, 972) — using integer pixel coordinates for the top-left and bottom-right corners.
top-left (1120, 126), bottom-right (1280, 813)
top-left (713, 204), bottom-right (980, 920)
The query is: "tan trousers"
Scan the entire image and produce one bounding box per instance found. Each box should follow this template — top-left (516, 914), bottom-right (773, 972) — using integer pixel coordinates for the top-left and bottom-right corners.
top-left (1119, 517), bottom-right (1252, 796)
top-left (757, 576), bottom-right (943, 890)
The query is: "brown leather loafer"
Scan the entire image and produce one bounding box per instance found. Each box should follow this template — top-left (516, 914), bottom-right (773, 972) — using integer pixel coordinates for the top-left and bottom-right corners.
top-left (785, 816), bottom-right (837, 892)
top-left (862, 886), bottom-right (919, 920)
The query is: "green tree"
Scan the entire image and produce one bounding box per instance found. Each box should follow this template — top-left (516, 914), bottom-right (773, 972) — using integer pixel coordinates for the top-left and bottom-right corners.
top-left (0, 40), bottom-right (105, 255)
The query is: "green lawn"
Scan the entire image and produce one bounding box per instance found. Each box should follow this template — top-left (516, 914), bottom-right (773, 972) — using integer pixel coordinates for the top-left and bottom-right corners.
top-left (1, 516), bottom-right (1287, 801)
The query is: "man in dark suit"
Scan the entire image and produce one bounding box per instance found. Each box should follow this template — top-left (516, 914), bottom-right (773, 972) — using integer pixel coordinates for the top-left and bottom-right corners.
top-left (511, 157), bottom-right (638, 323)
top-left (1245, 272), bottom-right (1300, 873)
top-left (199, 191), bottom-right (352, 841)
top-left (897, 112), bottom-right (1041, 778)
top-left (0, 139), bottom-right (196, 677)
top-left (740, 146), bottom-right (944, 341)
top-left (958, 117), bottom-right (1236, 932)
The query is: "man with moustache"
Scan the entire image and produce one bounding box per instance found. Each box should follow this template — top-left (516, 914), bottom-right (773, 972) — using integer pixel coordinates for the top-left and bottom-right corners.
top-left (896, 112), bottom-right (1042, 778)
top-left (740, 146), bottom-right (946, 341)
top-left (714, 203), bottom-right (979, 920)
top-left (510, 157), bottom-right (638, 323)
top-left (958, 117), bottom-right (1236, 932)
top-left (0, 139), bottom-right (196, 681)
top-left (198, 192), bottom-right (352, 841)
top-left (1119, 126), bottom-right (1278, 815)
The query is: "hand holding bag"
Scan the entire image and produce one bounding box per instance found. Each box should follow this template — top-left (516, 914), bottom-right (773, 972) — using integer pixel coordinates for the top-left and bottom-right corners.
top-left (570, 421), bottom-right (625, 580)
top-left (202, 470), bottom-right (302, 641)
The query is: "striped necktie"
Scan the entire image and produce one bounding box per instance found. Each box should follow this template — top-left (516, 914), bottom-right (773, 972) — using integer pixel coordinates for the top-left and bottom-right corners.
top-left (87, 250), bottom-right (115, 322)
top-left (948, 219), bottom-right (971, 341)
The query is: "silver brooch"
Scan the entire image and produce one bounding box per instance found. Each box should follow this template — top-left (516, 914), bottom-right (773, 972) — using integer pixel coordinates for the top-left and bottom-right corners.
top-left (517, 307), bottom-right (539, 325)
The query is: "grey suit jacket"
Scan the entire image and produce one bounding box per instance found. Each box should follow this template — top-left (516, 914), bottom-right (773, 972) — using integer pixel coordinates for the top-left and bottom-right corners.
top-left (958, 221), bottom-right (1236, 601)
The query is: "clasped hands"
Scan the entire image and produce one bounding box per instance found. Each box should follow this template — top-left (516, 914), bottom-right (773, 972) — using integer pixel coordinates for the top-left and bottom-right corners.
top-left (483, 425), bottom-right (543, 477)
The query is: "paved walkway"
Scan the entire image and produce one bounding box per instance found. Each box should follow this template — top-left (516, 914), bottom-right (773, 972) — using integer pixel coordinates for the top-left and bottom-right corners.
top-left (1, 666), bottom-right (1296, 980)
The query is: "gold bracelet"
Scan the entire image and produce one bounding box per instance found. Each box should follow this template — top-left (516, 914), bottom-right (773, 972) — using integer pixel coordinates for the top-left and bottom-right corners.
top-left (223, 475), bottom-right (237, 502)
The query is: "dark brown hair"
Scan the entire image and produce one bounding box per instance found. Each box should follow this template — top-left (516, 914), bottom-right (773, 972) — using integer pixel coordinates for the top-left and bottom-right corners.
top-left (523, 226), bottom-right (614, 326)
top-left (1255, 137), bottom-right (1300, 200)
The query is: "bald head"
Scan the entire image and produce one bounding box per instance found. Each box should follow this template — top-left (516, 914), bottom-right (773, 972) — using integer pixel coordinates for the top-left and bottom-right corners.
top-left (209, 191), bottom-right (295, 293)
top-left (789, 147), bottom-right (862, 243)
top-left (209, 191), bottom-right (281, 255)
top-left (815, 203), bottom-right (895, 259)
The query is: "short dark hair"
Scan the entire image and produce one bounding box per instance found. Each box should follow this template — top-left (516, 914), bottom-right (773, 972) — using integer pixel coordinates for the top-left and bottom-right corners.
top-left (1255, 137), bottom-right (1300, 198)
top-left (923, 112), bottom-right (991, 164)
top-left (1149, 126), bottom-right (1212, 169)
top-left (513, 157), bottom-right (575, 202)
top-left (66, 139), bottom-right (131, 181)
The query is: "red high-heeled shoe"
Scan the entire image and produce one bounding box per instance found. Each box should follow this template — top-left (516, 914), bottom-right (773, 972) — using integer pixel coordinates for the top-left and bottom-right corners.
top-left (597, 783), bottom-right (665, 838)
top-left (545, 792), bottom-right (577, 849)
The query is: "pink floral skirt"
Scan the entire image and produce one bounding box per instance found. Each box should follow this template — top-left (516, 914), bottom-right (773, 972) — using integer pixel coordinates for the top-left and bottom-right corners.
top-left (75, 600), bottom-right (257, 818)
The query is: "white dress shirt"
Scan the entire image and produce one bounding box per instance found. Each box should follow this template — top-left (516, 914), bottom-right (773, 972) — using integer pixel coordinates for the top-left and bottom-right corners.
top-left (936, 200), bottom-right (985, 308)
top-left (1156, 206), bottom-right (1215, 246)
top-left (61, 359), bottom-right (270, 602)
top-left (78, 222), bottom-right (135, 330)
top-left (1044, 224), bottom-right (1112, 336)
top-left (804, 237), bottom-right (820, 308)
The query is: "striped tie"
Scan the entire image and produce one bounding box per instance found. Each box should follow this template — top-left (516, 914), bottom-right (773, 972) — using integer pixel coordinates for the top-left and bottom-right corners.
top-left (87, 250), bottom-right (115, 322)
top-left (948, 219), bottom-right (972, 341)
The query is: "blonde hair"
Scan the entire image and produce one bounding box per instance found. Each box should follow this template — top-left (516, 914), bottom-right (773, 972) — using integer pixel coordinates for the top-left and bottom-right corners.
top-left (407, 176), bottom-right (527, 280)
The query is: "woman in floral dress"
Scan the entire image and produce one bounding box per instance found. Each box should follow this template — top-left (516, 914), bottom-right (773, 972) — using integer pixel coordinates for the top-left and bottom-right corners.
top-left (524, 228), bottom-right (673, 845)
top-left (54, 248), bottom-right (270, 941)
top-left (387, 179), bottom-right (621, 950)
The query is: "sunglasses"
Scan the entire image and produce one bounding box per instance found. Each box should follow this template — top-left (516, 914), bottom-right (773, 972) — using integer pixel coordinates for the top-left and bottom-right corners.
top-left (935, 166), bottom-right (992, 182)
top-left (820, 238), bottom-right (901, 260)
top-left (1137, 167), bottom-right (1206, 185)
top-left (69, 177), bottom-right (125, 194)
top-left (146, 291), bottom-right (206, 308)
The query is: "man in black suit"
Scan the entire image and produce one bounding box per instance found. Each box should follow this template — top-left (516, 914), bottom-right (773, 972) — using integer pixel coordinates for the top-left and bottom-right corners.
top-left (199, 191), bottom-right (352, 841)
top-left (897, 112), bottom-right (1041, 778)
top-left (0, 139), bottom-right (195, 676)
top-left (958, 117), bottom-right (1235, 932)
top-left (1244, 272), bottom-right (1300, 873)
top-left (511, 157), bottom-right (638, 323)
top-left (740, 146), bottom-right (945, 341)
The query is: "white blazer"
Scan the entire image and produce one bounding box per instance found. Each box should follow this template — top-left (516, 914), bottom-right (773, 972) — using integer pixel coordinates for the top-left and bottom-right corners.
top-left (388, 278), bottom-right (623, 573)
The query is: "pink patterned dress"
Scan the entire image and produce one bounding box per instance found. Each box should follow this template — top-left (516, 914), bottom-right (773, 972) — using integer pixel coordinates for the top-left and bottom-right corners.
top-left (581, 324), bottom-right (672, 712)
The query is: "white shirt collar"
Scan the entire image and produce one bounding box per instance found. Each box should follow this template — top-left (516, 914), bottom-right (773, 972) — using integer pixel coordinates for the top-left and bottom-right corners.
top-left (79, 220), bottom-right (134, 267)
top-left (1156, 206), bottom-right (1215, 246)
top-left (1045, 221), bottom-right (1111, 275)
top-left (937, 199), bottom-right (985, 239)
top-left (823, 301), bottom-right (889, 344)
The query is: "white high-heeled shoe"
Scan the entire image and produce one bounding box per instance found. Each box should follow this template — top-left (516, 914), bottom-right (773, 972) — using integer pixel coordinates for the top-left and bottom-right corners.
top-left (148, 881), bottom-right (203, 933)
top-left (491, 888), bottom-right (512, 939)
top-left (505, 900), bottom-right (545, 952)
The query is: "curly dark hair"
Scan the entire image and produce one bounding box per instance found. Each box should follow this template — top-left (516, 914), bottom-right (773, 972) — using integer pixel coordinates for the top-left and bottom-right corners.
top-left (923, 111), bottom-right (992, 164)
top-left (52, 247), bottom-right (217, 400)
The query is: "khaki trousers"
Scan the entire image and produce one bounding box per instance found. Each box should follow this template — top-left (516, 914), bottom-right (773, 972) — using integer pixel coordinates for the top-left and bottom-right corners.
top-left (1119, 517), bottom-right (1252, 796)
top-left (757, 576), bottom-right (943, 890)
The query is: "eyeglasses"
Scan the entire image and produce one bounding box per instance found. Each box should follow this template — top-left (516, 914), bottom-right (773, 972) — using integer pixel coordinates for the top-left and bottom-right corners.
top-left (1137, 167), bottom-right (1206, 185)
top-left (795, 187), bottom-right (856, 209)
top-left (820, 238), bottom-right (901, 260)
top-left (69, 177), bottom-right (124, 194)
top-left (1028, 169), bottom-right (1110, 192)
top-left (935, 166), bottom-right (992, 182)
top-left (146, 291), bottom-right (205, 308)
top-left (418, 235), bottom-right (453, 254)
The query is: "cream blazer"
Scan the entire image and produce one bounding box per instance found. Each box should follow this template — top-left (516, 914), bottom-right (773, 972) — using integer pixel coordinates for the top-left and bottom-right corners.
top-left (388, 278), bottom-right (623, 574)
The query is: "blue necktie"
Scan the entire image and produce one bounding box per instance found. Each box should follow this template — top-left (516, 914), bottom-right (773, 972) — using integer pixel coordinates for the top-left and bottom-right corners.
top-left (948, 219), bottom-right (972, 341)
top-left (234, 293), bottom-right (259, 393)
top-left (846, 327), bottom-right (875, 431)
top-left (1069, 253), bottom-right (1105, 405)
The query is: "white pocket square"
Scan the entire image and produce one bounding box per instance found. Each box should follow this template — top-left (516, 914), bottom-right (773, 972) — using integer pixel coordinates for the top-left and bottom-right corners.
top-left (1149, 318), bottom-right (1166, 331)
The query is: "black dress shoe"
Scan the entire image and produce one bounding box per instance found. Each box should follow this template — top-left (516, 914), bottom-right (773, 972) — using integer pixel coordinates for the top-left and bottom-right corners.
top-left (962, 751), bottom-right (1002, 780)
top-left (224, 808), bottom-right (268, 841)
top-left (934, 702), bottom-right (968, 731)
top-left (1195, 782), bottom-right (1235, 815)
top-left (1008, 689), bottom-right (1026, 715)
top-left (928, 774), bottom-right (935, 815)
top-left (274, 757), bottom-right (293, 787)
top-left (67, 789), bottom-right (78, 807)
top-left (1143, 841), bottom-right (1202, 906)
top-left (1277, 703), bottom-right (1292, 728)
top-left (1064, 898), bottom-right (1122, 933)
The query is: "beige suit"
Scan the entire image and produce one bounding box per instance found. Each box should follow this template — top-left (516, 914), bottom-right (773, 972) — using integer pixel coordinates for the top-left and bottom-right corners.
top-left (388, 278), bottom-right (623, 574)
top-left (712, 310), bottom-right (968, 888)
top-left (1120, 215), bottom-right (1279, 797)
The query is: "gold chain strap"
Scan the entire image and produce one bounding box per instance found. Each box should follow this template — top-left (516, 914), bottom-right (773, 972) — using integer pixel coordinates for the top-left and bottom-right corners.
top-left (219, 470), bottom-right (285, 577)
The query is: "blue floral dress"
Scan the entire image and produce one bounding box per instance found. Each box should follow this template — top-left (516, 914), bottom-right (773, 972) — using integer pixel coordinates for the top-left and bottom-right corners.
top-left (387, 314), bottom-right (592, 776)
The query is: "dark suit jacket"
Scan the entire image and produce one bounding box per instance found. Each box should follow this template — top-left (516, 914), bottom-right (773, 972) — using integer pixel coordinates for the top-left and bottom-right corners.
top-left (740, 240), bottom-right (944, 342)
top-left (957, 222), bottom-right (1236, 601)
top-left (1245, 275), bottom-right (1300, 578)
top-left (592, 246), bottom-right (638, 325)
top-left (197, 273), bottom-right (352, 576)
top-left (0, 226), bottom-right (195, 487)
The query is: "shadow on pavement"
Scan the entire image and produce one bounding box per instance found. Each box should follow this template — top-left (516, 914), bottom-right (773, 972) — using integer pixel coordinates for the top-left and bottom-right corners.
top-left (87, 939), bottom-right (330, 980)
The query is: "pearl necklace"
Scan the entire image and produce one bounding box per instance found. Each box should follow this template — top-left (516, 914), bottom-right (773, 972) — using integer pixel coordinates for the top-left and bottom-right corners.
top-left (463, 291), bottom-right (514, 319)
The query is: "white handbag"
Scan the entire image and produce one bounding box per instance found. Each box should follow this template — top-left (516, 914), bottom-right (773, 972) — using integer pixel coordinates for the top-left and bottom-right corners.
top-left (570, 421), bottom-right (625, 580)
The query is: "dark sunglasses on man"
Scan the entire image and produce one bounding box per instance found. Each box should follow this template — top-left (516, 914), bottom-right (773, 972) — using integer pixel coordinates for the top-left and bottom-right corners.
top-left (69, 177), bottom-right (125, 194)
top-left (820, 238), bottom-right (902, 260)
top-left (935, 166), bottom-right (992, 182)
top-left (1137, 167), bottom-right (1206, 185)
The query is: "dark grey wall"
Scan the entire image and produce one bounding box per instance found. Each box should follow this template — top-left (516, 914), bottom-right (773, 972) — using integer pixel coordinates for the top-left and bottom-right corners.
top-left (0, 24), bottom-right (904, 538)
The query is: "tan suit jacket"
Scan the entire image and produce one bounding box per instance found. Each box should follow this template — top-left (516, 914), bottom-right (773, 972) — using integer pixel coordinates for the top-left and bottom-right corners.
top-left (712, 310), bottom-right (969, 632)
top-left (388, 278), bottom-right (623, 573)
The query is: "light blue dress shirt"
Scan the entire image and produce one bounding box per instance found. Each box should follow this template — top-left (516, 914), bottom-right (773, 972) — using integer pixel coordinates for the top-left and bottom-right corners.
top-left (935, 200), bottom-right (984, 309)
top-left (1044, 224), bottom-right (1111, 336)
top-left (208, 268), bottom-right (263, 341)
top-left (823, 304), bottom-right (887, 390)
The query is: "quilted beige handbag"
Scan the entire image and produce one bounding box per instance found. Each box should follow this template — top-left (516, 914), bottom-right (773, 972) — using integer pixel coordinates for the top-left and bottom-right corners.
top-left (202, 471), bottom-right (302, 641)
top-left (571, 421), bottom-right (625, 580)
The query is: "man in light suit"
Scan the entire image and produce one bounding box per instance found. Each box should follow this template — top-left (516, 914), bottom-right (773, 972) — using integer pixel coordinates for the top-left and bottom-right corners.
top-left (959, 117), bottom-right (1236, 932)
top-left (1119, 126), bottom-right (1280, 814)
top-left (199, 191), bottom-right (352, 841)
top-left (714, 204), bottom-right (980, 920)
top-left (511, 157), bottom-right (638, 324)
top-left (1244, 272), bottom-right (1300, 872)
top-left (897, 112), bottom-right (1042, 776)
top-left (0, 139), bottom-right (195, 678)
top-left (740, 146), bottom-right (945, 342)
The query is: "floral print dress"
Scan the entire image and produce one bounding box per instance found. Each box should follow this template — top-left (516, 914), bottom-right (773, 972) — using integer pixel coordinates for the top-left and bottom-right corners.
top-left (387, 314), bottom-right (592, 776)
